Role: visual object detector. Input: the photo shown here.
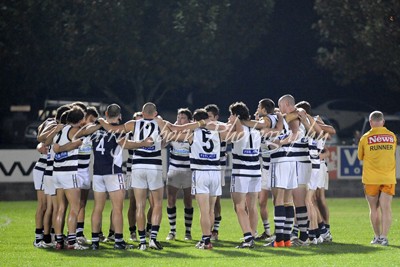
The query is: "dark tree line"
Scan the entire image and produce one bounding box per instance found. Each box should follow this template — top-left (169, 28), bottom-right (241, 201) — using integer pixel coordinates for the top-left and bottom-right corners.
top-left (314, 0), bottom-right (400, 91)
top-left (0, 0), bottom-right (274, 113)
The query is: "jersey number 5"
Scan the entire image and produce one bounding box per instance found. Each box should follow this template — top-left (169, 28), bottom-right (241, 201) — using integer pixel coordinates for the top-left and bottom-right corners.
top-left (202, 130), bottom-right (214, 153)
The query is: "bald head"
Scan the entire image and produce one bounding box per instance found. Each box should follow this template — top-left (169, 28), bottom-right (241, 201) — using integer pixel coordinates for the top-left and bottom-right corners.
top-left (142, 102), bottom-right (157, 118)
top-left (278, 94), bottom-right (296, 113)
top-left (369, 111), bottom-right (385, 128)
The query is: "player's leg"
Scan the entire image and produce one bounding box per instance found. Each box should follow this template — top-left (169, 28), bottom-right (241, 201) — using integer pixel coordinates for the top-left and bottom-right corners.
top-left (146, 196), bottom-right (153, 237)
top-left (365, 185), bottom-right (381, 244)
top-left (34, 189), bottom-right (46, 247)
top-left (166, 184), bottom-right (179, 240)
top-left (76, 188), bottom-right (89, 245)
top-left (91, 191), bottom-right (106, 250)
top-left (149, 186), bottom-right (164, 250)
top-left (183, 186), bottom-right (194, 240)
top-left (134, 188), bottom-right (148, 248)
top-left (64, 187), bottom-right (83, 249)
top-left (127, 189), bottom-right (137, 241)
top-left (54, 188), bottom-right (67, 249)
top-left (109, 189), bottom-right (128, 248)
top-left (378, 187), bottom-right (394, 246)
top-left (33, 168), bottom-right (46, 247)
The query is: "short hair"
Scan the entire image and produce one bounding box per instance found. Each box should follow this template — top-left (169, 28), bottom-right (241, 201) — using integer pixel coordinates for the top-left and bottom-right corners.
top-left (204, 104), bottom-right (219, 116)
top-left (369, 111), bottom-right (384, 122)
top-left (229, 102), bottom-right (250, 120)
top-left (193, 109), bottom-right (209, 121)
top-left (259, 98), bottom-right (275, 114)
top-left (56, 104), bottom-right (71, 123)
top-left (60, 111), bottom-right (69, 124)
top-left (106, 104), bottom-right (121, 118)
top-left (142, 102), bottom-right (157, 115)
top-left (71, 101), bottom-right (87, 112)
top-left (177, 108), bottom-right (192, 121)
top-left (66, 106), bottom-right (85, 124)
top-left (133, 111), bottom-right (143, 120)
top-left (295, 101), bottom-right (311, 114)
top-left (279, 94), bottom-right (295, 106)
top-left (86, 106), bottom-right (99, 118)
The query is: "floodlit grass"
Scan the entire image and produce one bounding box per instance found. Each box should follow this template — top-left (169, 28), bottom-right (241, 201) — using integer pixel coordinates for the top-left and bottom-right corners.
top-left (1, 198), bottom-right (400, 266)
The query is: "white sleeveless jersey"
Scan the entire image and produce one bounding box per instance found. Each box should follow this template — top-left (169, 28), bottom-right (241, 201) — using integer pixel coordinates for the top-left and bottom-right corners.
top-left (231, 126), bottom-right (261, 177)
top-left (220, 141), bottom-right (227, 169)
top-left (260, 114), bottom-right (279, 170)
top-left (34, 119), bottom-right (56, 172)
top-left (131, 119), bottom-right (162, 171)
top-left (270, 118), bottom-right (309, 163)
top-left (44, 145), bottom-right (55, 177)
top-left (169, 141), bottom-right (190, 171)
top-left (53, 125), bottom-right (79, 175)
top-left (308, 115), bottom-right (327, 169)
top-left (190, 128), bottom-right (221, 171)
top-left (34, 153), bottom-right (47, 172)
top-left (126, 132), bottom-right (134, 174)
top-left (78, 135), bottom-right (92, 172)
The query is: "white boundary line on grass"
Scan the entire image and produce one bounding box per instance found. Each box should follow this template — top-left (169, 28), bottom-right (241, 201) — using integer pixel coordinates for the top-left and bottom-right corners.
top-left (0, 216), bottom-right (12, 227)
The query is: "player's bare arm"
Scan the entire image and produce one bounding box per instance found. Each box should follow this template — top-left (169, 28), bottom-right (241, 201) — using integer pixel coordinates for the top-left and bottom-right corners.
top-left (118, 136), bottom-right (155, 149)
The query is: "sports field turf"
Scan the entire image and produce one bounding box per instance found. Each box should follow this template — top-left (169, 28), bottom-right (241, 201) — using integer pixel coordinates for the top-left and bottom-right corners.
top-left (1, 198), bottom-right (399, 266)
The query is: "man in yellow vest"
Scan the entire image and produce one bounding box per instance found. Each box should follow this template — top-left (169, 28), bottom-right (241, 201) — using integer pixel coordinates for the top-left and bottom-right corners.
top-left (358, 111), bottom-right (397, 246)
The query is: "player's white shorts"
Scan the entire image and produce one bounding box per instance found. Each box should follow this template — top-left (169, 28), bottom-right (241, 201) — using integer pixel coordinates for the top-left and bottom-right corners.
top-left (221, 168), bottom-right (226, 187)
top-left (318, 162), bottom-right (329, 190)
top-left (125, 173), bottom-right (132, 189)
top-left (261, 167), bottom-right (271, 190)
top-left (167, 169), bottom-right (192, 189)
top-left (296, 161), bottom-right (311, 185)
top-left (43, 175), bottom-right (56, 195)
top-left (308, 168), bottom-right (320, 191)
top-left (77, 168), bottom-right (91, 190)
top-left (131, 169), bottom-right (163, 190)
top-left (53, 173), bottom-right (81, 190)
top-left (230, 175), bottom-right (261, 193)
top-left (33, 169), bottom-right (45, 191)
top-left (269, 162), bottom-right (298, 189)
top-left (191, 170), bottom-right (222, 196)
top-left (93, 174), bottom-right (125, 192)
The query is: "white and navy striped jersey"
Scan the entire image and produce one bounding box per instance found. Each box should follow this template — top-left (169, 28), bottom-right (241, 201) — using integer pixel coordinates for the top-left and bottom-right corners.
top-left (131, 119), bottom-right (162, 171)
top-left (309, 138), bottom-right (324, 169)
top-left (126, 132), bottom-right (134, 174)
top-left (169, 141), bottom-right (190, 171)
top-left (78, 135), bottom-right (92, 172)
top-left (260, 114), bottom-right (279, 171)
top-left (44, 145), bottom-right (55, 177)
top-left (34, 119), bottom-right (55, 173)
top-left (92, 126), bottom-right (123, 175)
top-left (53, 125), bottom-right (79, 175)
top-left (190, 128), bottom-right (221, 171)
top-left (34, 154), bottom-right (47, 173)
top-left (220, 141), bottom-right (227, 170)
top-left (270, 119), bottom-right (309, 163)
top-left (231, 126), bottom-right (261, 178)
top-left (309, 116), bottom-right (327, 169)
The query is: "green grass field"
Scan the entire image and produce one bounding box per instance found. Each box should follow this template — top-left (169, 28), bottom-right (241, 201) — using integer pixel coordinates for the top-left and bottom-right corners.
top-left (1, 198), bottom-right (399, 267)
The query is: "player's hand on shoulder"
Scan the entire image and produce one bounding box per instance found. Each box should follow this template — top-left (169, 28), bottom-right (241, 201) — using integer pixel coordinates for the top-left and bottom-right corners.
top-left (142, 137), bottom-right (154, 147)
top-left (97, 118), bottom-right (106, 125)
top-left (56, 123), bottom-right (64, 132)
top-left (36, 143), bottom-right (48, 154)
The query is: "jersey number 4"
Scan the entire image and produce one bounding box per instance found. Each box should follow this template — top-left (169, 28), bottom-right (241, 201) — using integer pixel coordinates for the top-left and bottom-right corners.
top-left (95, 138), bottom-right (105, 155)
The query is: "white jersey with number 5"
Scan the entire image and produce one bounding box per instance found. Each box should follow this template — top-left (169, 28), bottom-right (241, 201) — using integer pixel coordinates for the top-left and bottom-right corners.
top-left (190, 128), bottom-right (221, 171)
